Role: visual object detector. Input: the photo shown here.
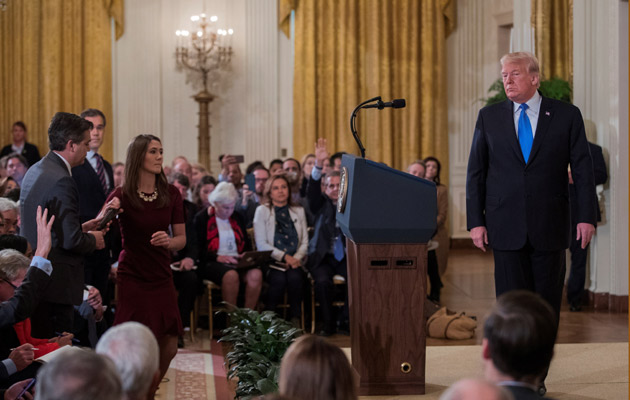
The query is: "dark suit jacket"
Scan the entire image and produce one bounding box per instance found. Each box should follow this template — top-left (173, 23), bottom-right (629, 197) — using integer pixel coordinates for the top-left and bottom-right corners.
top-left (71, 156), bottom-right (114, 223)
top-left (19, 152), bottom-right (96, 305)
top-left (504, 385), bottom-right (553, 400)
top-left (570, 142), bottom-right (607, 224)
top-left (466, 95), bottom-right (597, 251)
top-left (0, 142), bottom-right (41, 168)
top-left (306, 175), bottom-right (344, 270)
top-left (0, 267), bottom-right (50, 329)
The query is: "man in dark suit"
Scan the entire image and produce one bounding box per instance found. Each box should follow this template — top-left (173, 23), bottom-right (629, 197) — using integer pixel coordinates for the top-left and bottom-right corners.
top-left (482, 291), bottom-right (557, 400)
top-left (0, 121), bottom-right (41, 168)
top-left (567, 142), bottom-right (607, 311)
top-left (306, 138), bottom-right (348, 336)
top-left (20, 112), bottom-right (106, 338)
top-left (72, 109), bottom-right (114, 302)
top-left (466, 51), bottom-right (597, 319)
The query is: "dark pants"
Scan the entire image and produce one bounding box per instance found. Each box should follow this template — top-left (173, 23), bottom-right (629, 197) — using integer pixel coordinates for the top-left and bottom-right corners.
top-left (427, 249), bottom-right (442, 302)
top-left (567, 224), bottom-right (589, 306)
top-left (30, 301), bottom-right (75, 339)
top-left (493, 240), bottom-right (566, 321)
top-left (265, 267), bottom-right (305, 319)
top-left (311, 255), bottom-right (348, 333)
top-left (173, 270), bottom-right (199, 327)
top-left (83, 250), bottom-right (111, 305)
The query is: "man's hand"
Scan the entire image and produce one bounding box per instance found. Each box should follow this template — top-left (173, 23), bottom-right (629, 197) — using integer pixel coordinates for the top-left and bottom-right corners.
top-left (241, 184), bottom-right (253, 205)
top-left (470, 226), bottom-right (488, 252)
top-left (576, 222), bottom-right (596, 249)
top-left (48, 332), bottom-right (74, 347)
top-left (5, 379), bottom-right (34, 400)
top-left (314, 138), bottom-right (329, 168)
top-left (180, 257), bottom-right (195, 271)
top-left (89, 230), bottom-right (105, 250)
top-left (86, 287), bottom-right (102, 309)
top-left (221, 154), bottom-right (237, 177)
top-left (9, 344), bottom-right (34, 371)
top-left (34, 206), bottom-right (55, 259)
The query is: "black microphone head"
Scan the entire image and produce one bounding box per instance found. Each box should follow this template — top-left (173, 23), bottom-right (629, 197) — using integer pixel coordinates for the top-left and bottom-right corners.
top-left (392, 99), bottom-right (406, 109)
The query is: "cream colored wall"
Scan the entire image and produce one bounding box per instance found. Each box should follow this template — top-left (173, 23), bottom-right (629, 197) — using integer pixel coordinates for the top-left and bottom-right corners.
top-left (111, 0), bottom-right (293, 174)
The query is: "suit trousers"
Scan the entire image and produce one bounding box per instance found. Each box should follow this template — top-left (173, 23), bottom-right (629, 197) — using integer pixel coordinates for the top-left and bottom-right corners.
top-left (311, 254), bottom-right (348, 332)
top-left (493, 240), bottom-right (566, 320)
top-left (567, 224), bottom-right (589, 306)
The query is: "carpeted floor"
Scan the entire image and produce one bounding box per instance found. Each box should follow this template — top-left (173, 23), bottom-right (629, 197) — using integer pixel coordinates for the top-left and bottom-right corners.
top-left (158, 341), bottom-right (628, 400)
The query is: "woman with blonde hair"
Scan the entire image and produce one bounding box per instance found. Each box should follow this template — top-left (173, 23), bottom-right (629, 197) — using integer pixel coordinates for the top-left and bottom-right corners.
top-left (279, 335), bottom-right (357, 400)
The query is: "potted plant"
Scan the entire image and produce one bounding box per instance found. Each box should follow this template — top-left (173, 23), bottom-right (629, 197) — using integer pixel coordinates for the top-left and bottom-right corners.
top-left (219, 306), bottom-right (303, 399)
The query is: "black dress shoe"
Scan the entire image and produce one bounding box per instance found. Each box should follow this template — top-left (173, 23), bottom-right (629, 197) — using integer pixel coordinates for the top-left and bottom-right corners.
top-left (538, 382), bottom-right (547, 396)
top-left (569, 303), bottom-right (582, 312)
top-left (177, 336), bottom-right (185, 348)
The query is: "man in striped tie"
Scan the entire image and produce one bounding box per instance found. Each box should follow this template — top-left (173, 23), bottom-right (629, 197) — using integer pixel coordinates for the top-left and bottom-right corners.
top-left (72, 109), bottom-right (115, 313)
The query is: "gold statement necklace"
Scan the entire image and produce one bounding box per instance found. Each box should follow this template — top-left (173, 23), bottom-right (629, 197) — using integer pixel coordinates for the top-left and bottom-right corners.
top-left (137, 188), bottom-right (158, 202)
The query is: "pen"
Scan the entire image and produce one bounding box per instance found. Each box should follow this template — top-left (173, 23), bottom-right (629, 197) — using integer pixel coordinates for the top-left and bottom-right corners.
top-left (54, 332), bottom-right (81, 343)
top-left (9, 347), bottom-right (38, 351)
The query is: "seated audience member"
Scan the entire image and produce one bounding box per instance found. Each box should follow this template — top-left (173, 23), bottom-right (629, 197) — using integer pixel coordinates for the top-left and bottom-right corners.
top-left (269, 159), bottom-right (283, 176)
top-left (329, 151), bottom-right (346, 171)
top-left (279, 335), bottom-right (357, 400)
top-left (170, 173), bottom-right (201, 342)
top-left (283, 158), bottom-right (312, 225)
top-left (307, 139), bottom-right (348, 336)
top-left (0, 207), bottom-right (54, 330)
top-left (0, 199), bottom-right (18, 235)
top-left (96, 322), bottom-right (161, 400)
top-left (299, 153), bottom-right (315, 197)
top-left (34, 347), bottom-right (122, 400)
top-left (0, 122), bottom-right (41, 168)
top-left (245, 160), bottom-right (265, 175)
top-left (112, 162), bottom-right (125, 188)
top-left (253, 174), bottom-right (308, 325)
top-left (0, 249), bottom-right (73, 388)
top-left (191, 162), bottom-right (209, 186)
top-left (439, 379), bottom-right (514, 400)
top-left (193, 175), bottom-right (217, 210)
top-left (407, 160), bottom-right (426, 178)
top-left (0, 177), bottom-right (18, 198)
top-left (194, 182), bottom-right (262, 309)
top-left (483, 291), bottom-right (557, 399)
top-left (5, 154), bottom-right (28, 188)
top-left (221, 156), bottom-right (244, 189)
top-left (172, 159), bottom-right (194, 200)
top-left (239, 166), bottom-right (269, 228)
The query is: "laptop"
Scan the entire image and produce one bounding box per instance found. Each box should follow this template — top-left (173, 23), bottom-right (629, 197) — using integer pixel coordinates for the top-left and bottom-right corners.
top-left (235, 250), bottom-right (273, 269)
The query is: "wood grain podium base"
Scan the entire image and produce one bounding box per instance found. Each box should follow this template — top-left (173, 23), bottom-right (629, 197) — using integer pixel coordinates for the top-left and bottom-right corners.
top-left (346, 240), bottom-right (427, 396)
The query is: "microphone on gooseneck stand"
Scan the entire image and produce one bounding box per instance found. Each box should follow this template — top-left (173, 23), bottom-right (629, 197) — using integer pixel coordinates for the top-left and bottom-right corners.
top-left (349, 97), bottom-right (407, 158)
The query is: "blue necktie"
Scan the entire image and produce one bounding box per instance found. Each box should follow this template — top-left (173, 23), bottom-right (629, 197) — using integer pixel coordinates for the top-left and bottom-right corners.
top-left (518, 103), bottom-right (533, 163)
top-left (333, 235), bottom-right (344, 261)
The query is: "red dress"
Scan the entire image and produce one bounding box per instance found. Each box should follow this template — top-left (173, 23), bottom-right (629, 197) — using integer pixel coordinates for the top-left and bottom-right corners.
top-left (108, 185), bottom-right (185, 338)
top-left (13, 319), bottom-right (59, 358)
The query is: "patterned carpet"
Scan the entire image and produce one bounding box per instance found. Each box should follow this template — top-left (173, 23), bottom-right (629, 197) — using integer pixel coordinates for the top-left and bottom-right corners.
top-left (158, 340), bottom-right (628, 400)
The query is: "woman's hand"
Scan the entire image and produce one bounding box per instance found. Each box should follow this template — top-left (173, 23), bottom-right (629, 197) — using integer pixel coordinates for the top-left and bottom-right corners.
top-left (150, 231), bottom-right (171, 248)
top-left (284, 254), bottom-right (301, 269)
top-left (217, 255), bottom-right (239, 265)
top-left (179, 257), bottom-right (195, 271)
top-left (34, 206), bottom-right (55, 259)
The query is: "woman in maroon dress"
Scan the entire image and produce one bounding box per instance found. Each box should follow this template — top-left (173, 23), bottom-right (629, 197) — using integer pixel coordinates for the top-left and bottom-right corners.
top-left (107, 134), bottom-right (186, 381)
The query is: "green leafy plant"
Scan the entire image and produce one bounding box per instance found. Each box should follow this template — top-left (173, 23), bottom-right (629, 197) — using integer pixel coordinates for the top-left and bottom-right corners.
top-left (483, 77), bottom-right (572, 106)
top-left (219, 306), bottom-right (303, 399)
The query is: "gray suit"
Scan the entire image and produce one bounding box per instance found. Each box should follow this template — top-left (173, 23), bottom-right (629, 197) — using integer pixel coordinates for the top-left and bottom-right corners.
top-left (20, 152), bottom-right (96, 336)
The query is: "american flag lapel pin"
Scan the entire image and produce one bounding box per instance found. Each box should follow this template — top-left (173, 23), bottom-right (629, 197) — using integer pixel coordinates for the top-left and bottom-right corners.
top-left (545, 111), bottom-right (550, 116)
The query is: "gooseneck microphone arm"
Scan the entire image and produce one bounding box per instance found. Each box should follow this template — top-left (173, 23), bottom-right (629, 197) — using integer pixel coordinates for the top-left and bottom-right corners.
top-left (350, 96), bottom-right (407, 158)
top-left (350, 96), bottom-right (381, 158)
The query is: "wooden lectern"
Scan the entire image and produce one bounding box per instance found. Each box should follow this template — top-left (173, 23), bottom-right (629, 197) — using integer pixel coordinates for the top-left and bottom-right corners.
top-left (336, 155), bottom-right (437, 396)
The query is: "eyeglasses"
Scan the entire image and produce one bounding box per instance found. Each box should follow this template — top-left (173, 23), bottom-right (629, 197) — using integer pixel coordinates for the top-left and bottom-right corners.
top-left (1, 279), bottom-right (17, 290)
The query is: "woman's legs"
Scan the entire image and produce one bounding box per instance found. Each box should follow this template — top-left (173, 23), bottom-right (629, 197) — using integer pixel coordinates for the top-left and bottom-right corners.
top-left (221, 269), bottom-right (240, 306)
top-left (285, 268), bottom-right (305, 319)
top-left (156, 334), bottom-right (178, 382)
top-left (265, 269), bottom-right (287, 313)
top-left (243, 268), bottom-right (263, 309)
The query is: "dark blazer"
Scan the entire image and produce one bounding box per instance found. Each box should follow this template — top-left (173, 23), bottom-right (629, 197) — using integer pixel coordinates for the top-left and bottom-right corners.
top-left (0, 267), bottom-right (50, 329)
top-left (570, 142), bottom-right (607, 224)
top-left (306, 175), bottom-right (343, 270)
top-left (466, 95), bottom-right (597, 251)
top-left (19, 152), bottom-right (96, 305)
top-left (71, 156), bottom-right (114, 223)
top-left (0, 142), bottom-right (41, 168)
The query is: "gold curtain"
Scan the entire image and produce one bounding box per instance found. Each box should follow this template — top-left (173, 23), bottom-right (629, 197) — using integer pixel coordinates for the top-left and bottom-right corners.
top-left (292, 0), bottom-right (455, 180)
top-left (0, 0), bottom-right (124, 162)
top-left (531, 0), bottom-right (573, 83)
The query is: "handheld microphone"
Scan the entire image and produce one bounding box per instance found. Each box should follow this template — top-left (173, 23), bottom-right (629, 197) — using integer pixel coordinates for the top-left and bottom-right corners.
top-left (362, 99), bottom-right (406, 110)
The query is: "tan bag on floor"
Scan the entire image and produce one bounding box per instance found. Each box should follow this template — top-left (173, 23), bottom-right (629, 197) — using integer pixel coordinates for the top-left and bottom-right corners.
top-left (426, 307), bottom-right (477, 340)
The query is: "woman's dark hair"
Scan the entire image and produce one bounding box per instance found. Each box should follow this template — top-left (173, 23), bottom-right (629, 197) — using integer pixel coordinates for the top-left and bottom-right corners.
top-left (122, 134), bottom-right (170, 210)
top-left (0, 234), bottom-right (29, 254)
top-left (423, 156), bottom-right (442, 185)
top-left (192, 175), bottom-right (218, 207)
top-left (262, 173), bottom-right (296, 209)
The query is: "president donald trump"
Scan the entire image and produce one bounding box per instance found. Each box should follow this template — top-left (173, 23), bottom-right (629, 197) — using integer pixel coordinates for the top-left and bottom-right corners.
top-left (466, 51), bottom-right (597, 320)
